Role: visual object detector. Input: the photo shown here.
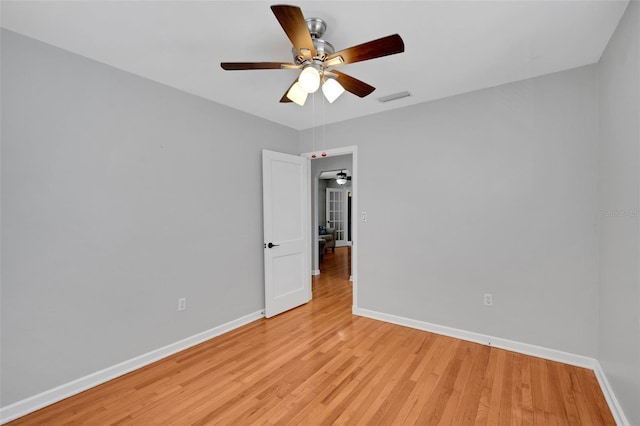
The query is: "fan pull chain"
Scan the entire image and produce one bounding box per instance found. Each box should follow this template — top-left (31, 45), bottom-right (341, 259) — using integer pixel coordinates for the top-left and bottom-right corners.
top-left (312, 92), bottom-right (316, 157)
top-left (322, 90), bottom-right (326, 157)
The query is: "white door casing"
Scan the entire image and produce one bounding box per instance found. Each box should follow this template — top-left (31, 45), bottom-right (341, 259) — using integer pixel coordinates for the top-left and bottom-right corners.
top-left (262, 150), bottom-right (311, 318)
top-left (302, 145), bottom-right (357, 306)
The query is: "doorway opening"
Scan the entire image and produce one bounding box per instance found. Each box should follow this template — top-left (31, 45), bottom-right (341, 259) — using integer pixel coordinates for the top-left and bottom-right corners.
top-left (301, 146), bottom-right (358, 308)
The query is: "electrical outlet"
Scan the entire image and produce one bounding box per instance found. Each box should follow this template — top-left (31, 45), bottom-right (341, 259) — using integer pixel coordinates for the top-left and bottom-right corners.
top-left (361, 211), bottom-right (368, 222)
top-left (484, 294), bottom-right (493, 306)
top-left (178, 298), bottom-right (186, 311)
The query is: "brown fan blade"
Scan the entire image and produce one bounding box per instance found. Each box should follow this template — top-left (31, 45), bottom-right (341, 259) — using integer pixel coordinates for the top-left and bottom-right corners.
top-left (325, 34), bottom-right (404, 66)
top-left (271, 5), bottom-right (316, 60)
top-left (280, 80), bottom-right (295, 103)
top-left (221, 62), bottom-right (298, 71)
top-left (332, 70), bottom-right (375, 98)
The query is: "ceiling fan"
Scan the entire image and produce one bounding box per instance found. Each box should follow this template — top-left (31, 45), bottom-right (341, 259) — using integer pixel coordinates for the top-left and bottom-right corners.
top-left (336, 170), bottom-right (350, 185)
top-left (220, 4), bottom-right (405, 106)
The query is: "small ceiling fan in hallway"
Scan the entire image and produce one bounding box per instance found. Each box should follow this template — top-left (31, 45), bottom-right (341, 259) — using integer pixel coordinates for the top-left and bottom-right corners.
top-left (220, 4), bottom-right (405, 106)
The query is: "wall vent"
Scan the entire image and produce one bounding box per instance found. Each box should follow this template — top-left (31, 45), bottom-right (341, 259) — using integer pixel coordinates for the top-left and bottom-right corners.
top-left (377, 91), bottom-right (411, 103)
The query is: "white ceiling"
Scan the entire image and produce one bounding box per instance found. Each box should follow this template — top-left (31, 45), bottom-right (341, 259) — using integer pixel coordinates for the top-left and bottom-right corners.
top-left (1, 1), bottom-right (629, 130)
top-left (319, 169), bottom-right (351, 180)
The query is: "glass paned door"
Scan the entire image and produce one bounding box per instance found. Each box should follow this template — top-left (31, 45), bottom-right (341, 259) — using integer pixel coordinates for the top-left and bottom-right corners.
top-left (326, 188), bottom-right (347, 246)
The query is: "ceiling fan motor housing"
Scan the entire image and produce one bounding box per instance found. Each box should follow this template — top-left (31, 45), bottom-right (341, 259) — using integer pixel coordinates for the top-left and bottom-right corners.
top-left (292, 17), bottom-right (334, 65)
top-left (292, 39), bottom-right (335, 65)
top-left (306, 17), bottom-right (327, 38)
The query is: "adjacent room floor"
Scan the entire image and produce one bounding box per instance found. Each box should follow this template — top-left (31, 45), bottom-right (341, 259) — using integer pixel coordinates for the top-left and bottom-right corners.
top-left (9, 246), bottom-right (614, 425)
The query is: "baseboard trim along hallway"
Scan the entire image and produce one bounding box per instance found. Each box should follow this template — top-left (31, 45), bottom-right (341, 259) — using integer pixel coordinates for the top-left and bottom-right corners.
top-left (0, 310), bottom-right (265, 424)
top-left (352, 306), bottom-right (629, 426)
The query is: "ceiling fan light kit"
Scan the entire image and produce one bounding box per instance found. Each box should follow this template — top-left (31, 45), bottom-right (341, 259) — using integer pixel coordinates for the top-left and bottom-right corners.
top-left (336, 171), bottom-right (348, 185)
top-left (286, 81), bottom-right (308, 106)
top-left (322, 78), bottom-right (345, 103)
top-left (298, 65), bottom-right (321, 93)
top-left (220, 4), bottom-right (405, 107)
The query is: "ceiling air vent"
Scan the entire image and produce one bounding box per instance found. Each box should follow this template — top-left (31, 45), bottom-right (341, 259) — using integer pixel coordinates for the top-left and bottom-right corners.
top-left (377, 91), bottom-right (411, 103)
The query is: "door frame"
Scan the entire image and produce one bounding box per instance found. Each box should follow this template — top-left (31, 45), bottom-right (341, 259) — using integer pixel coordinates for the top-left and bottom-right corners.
top-left (300, 146), bottom-right (358, 308)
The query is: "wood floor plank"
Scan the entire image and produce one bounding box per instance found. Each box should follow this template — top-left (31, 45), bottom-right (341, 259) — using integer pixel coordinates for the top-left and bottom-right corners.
top-left (7, 247), bottom-right (616, 425)
top-left (451, 343), bottom-right (491, 425)
top-left (487, 348), bottom-right (507, 426)
top-left (474, 344), bottom-right (499, 426)
top-left (519, 353), bottom-right (536, 425)
top-left (498, 351), bottom-right (514, 425)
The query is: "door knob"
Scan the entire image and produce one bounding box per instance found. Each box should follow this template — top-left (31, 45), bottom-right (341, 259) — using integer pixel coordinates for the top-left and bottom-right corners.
top-left (267, 242), bottom-right (280, 248)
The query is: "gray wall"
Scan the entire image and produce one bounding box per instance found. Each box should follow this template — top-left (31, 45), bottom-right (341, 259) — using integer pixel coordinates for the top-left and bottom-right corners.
top-left (300, 65), bottom-right (600, 357)
top-left (0, 30), bottom-right (298, 405)
top-left (598, 1), bottom-right (640, 424)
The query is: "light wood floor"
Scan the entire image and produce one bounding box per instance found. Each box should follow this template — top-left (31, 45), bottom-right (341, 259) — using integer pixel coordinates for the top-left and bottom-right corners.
top-left (10, 247), bottom-right (614, 425)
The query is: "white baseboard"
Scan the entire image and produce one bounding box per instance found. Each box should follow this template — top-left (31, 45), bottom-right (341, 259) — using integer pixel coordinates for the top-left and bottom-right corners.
top-left (312, 269), bottom-right (320, 276)
top-left (0, 310), bottom-right (265, 424)
top-left (353, 307), bottom-right (594, 368)
top-left (593, 360), bottom-right (630, 426)
top-left (3, 307), bottom-right (629, 425)
top-left (352, 307), bottom-right (629, 424)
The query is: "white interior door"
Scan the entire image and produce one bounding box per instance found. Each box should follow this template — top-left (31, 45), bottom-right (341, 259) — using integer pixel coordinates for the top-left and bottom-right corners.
top-left (262, 150), bottom-right (310, 318)
top-left (326, 188), bottom-right (347, 247)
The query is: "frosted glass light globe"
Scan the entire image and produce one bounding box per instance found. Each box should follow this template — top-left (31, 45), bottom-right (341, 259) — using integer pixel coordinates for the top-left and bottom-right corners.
top-left (286, 82), bottom-right (308, 106)
top-left (322, 78), bottom-right (345, 103)
top-left (298, 66), bottom-right (320, 93)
